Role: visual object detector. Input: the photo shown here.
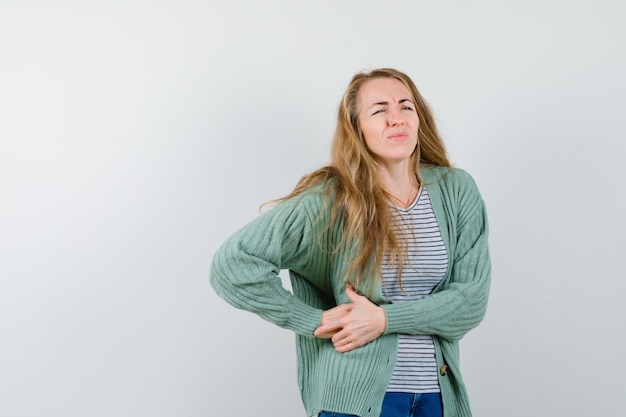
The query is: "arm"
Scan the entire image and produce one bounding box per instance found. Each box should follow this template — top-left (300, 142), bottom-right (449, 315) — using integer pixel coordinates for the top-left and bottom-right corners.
top-left (381, 172), bottom-right (491, 341)
top-left (209, 194), bottom-right (324, 336)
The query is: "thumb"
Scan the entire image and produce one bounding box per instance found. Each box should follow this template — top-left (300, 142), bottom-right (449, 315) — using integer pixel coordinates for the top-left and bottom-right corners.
top-left (345, 286), bottom-right (362, 303)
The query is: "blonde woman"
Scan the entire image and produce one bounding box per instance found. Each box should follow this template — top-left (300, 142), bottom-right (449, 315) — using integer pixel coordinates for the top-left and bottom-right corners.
top-left (210, 68), bottom-right (490, 417)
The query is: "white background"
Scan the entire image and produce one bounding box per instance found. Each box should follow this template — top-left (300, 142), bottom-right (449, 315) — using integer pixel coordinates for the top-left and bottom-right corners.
top-left (1, 1), bottom-right (625, 416)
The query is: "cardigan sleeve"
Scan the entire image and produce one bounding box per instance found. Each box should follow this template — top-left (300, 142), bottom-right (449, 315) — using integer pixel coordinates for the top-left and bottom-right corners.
top-left (209, 194), bottom-right (324, 336)
top-left (381, 170), bottom-right (491, 341)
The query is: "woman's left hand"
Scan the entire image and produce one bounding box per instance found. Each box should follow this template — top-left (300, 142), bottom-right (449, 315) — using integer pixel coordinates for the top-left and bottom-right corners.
top-left (314, 286), bottom-right (386, 353)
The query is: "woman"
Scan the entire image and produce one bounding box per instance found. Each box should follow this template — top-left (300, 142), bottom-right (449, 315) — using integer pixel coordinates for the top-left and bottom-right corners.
top-left (210, 68), bottom-right (490, 417)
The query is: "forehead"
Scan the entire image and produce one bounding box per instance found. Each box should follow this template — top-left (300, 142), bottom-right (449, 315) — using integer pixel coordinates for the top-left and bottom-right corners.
top-left (357, 77), bottom-right (412, 107)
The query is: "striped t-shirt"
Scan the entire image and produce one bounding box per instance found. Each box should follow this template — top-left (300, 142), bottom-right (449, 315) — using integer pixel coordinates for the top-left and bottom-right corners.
top-left (382, 187), bottom-right (448, 393)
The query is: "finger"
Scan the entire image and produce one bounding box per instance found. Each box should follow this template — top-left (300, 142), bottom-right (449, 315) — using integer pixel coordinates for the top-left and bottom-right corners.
top-left (314, 324), bottom-right (340, 337)
top-left (335, 344), bottom-right (353, 353)
top-left (334, 339), bottom-right (360, 353)
top-left (325, 303), bottom-right (354, 319)
top-left (320, 315), bottom-right (347, 330)
top-left (345, 286), bottom-right (361, 303)
top-left (331, 328), bottom-right (349, 345)
top-left (331, 303), bottom-right (354, 315)
top-left (314, 329), bottom-right (336, 338)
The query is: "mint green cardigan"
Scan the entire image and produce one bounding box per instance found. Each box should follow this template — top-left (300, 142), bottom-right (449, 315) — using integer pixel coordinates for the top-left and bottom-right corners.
top-left (210, 166), bottom-right (491, 417)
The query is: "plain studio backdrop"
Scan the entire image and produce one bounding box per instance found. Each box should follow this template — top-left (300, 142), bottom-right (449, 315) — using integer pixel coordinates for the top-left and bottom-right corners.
top-left (1, 0), bottom-right (624, 416)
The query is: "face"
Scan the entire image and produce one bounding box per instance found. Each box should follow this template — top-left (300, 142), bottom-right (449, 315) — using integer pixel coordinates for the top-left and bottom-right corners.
top-left (357, 77), bottom-right (419, 167)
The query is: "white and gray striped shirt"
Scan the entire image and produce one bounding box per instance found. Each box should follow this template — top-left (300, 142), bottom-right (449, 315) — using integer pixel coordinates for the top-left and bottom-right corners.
top-left (382, 187), bottom-right (448, 393)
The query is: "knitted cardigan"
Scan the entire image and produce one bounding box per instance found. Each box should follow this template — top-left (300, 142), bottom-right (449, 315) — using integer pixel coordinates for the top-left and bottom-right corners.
top-left (210, 166), bottom-right (491, 417)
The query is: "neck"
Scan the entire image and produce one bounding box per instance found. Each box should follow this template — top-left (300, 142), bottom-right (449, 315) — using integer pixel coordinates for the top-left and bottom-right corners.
top-left (377, 161), bottom-right (419, 207)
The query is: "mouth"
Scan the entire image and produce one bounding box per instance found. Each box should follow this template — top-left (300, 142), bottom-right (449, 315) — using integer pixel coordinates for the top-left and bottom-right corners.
top-left (387, 132), bottom-right (409, 142)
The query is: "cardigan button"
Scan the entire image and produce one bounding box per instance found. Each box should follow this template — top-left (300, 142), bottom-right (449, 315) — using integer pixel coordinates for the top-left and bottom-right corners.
top-left (439, 364), bottom-right (448, 376)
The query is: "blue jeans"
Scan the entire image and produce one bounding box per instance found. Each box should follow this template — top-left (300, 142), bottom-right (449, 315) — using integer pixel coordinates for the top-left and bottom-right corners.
top-left (318, 392), bottom-right (442, 417)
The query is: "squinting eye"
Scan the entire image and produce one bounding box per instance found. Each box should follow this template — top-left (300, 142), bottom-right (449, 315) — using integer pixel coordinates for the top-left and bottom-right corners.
top-left (403, 106), bottom-right (414, 111)
top-left (372, 109), bottom-right (385, 115)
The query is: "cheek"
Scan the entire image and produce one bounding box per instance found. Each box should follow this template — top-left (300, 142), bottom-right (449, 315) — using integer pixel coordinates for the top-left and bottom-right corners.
top-left (359, 122), bottom-right (378, 146)
top-left (361, 133), bottom-right (376, 151)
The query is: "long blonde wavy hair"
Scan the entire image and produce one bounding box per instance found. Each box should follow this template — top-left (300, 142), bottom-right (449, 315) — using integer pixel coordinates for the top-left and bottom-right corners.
top-left (275, 68), bottom-right (451, 293)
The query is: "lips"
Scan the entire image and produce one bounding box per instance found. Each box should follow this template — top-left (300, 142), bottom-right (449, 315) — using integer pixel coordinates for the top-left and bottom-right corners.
top-left (387, 132), bottom-right (409, 142)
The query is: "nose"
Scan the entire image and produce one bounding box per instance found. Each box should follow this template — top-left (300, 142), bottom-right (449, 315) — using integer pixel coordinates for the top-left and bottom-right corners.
top-left (388, 109), bottom-right (404, 126)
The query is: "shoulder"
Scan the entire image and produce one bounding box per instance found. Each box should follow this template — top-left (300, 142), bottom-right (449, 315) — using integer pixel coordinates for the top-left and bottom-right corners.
top-left (420, 165), bottom-right (486, 218)
top-left (278, 183), bottom-right (330, 211)
top-left (260, 183), bottom-right (332, 225)
top-left (420, 165), bottom-right (479, 192)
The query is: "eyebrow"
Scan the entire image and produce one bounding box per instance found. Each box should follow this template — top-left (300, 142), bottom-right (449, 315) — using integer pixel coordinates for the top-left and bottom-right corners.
top-left (368, 99), bottom-right (414, 110)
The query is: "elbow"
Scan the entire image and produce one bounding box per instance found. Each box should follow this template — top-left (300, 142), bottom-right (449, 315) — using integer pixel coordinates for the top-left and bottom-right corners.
top-left (445, 303), bottom-right (489, 342)
top-left (209, 255), bottom-right (234, 298)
